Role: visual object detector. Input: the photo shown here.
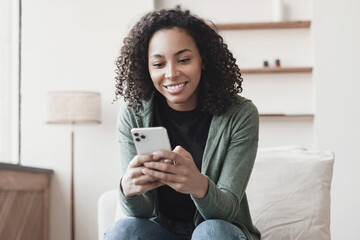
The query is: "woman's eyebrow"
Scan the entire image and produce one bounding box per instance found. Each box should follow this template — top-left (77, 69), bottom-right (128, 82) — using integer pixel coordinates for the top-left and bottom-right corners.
top-left (174, 48), bottom-right (192, 56)
top-left (149, 49), bottom-right (192, 59)
top-left (149, 54), bottom-right (164, 59)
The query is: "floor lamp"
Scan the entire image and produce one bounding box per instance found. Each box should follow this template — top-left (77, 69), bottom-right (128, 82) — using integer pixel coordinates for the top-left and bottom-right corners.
top-left (46, 91), bottom-right (101, 240)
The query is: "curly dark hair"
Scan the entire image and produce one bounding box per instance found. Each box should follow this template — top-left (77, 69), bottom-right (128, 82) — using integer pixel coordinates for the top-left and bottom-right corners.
top-left (114, 8), bottom-right (243, 115)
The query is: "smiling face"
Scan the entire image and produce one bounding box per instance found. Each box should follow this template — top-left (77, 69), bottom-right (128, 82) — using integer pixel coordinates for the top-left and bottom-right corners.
top-left (148, 27), bottom-right (203, 111)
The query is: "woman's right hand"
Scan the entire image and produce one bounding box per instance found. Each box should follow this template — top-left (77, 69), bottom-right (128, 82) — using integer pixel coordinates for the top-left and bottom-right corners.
top-left (121, 154), bottom-right (164, 197)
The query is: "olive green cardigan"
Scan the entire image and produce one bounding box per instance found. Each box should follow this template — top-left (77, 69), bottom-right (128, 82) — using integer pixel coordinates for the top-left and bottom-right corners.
top-left (117, 95), bottom-right (261, 240)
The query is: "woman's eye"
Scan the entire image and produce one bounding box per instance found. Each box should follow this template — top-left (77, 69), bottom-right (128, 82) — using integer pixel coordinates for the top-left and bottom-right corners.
top-left (179, 58), bottom-right (190, 63)
top-left (152, 62), bottom-right (164, 67)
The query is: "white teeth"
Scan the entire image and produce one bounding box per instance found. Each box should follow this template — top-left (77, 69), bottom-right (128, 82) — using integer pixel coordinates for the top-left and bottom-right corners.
top-left (166, 83), bottom-right (185, 90)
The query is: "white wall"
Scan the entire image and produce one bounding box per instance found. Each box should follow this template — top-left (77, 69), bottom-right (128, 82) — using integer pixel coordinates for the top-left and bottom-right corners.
top-left (20, 0), bottom-right (360, 239)
top-left (0, 0), bottom-right (19, 164)
top-left (21, 1), bottom-right (153, 239)
top-left (313, 0), bottom-right (360, 238)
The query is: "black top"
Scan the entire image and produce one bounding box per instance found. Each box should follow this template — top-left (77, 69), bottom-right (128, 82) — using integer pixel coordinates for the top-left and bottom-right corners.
top-left (152, 93), bottom-right (212, 222)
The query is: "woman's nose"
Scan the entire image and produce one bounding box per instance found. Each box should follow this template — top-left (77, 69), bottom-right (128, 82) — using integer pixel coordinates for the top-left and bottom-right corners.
top-left (165, 64), bottom-right (179, 80)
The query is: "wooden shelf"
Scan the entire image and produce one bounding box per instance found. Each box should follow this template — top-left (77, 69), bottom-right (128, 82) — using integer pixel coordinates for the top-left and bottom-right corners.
top-left (213, 20), bottom-right (311, 30)
top-left (210, 19), bottom-right (314, 121)
top-left (241, 67), bottom-right (312, 74)
top-left (260, 114), bottom-right (314, 118)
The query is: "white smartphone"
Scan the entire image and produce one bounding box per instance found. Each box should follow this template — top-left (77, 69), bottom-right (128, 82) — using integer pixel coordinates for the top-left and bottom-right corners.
top-left (131, 127), bottom-right (171, 155)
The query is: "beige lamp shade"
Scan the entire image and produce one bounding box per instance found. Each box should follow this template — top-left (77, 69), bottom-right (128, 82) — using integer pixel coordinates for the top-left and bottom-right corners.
top-left (47, 91), bottom-right (101, 124)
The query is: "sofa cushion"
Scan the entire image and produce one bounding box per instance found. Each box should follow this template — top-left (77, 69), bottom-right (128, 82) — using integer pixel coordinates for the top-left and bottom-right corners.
top-left (247, 146), bottom-right (334, 240)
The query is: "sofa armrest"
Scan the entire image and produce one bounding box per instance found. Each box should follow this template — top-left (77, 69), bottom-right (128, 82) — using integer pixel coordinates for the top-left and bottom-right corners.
top-left (97, 190), bottom-right (119, 240)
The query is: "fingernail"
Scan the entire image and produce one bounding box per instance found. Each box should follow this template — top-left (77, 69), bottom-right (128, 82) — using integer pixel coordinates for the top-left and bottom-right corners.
top-left (152, 152), bottom-right (160, 160)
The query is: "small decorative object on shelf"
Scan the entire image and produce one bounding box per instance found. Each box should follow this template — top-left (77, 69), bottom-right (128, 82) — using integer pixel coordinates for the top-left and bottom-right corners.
top-left (275, 59), bottom-right (281, 67)
top-left (272, 0), bottom-right (284, 22)
top-left (263, 60), bottom-right (269, 67)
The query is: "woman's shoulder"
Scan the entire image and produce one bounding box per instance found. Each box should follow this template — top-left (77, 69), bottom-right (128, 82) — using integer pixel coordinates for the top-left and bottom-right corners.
top-left (118, 95), bottom-right (155, 124)
top-left (227, 95), bottom-right (259, 118)
top-left (212, 95), bottom-right (259, 130)
top-left (210, 95), bottom-right (259, 141)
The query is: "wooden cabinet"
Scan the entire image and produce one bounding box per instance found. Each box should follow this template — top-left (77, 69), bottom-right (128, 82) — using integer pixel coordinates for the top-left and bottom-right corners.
top-left (0, 163), bottom-right (53, 240)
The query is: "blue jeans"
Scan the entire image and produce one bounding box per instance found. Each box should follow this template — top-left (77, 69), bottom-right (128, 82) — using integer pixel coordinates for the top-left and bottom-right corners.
top-left (104, 214), bottom-right (248, 240)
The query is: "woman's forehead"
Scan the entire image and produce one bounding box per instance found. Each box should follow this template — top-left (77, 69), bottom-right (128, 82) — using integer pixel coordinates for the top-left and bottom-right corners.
top-left (148, 28), bottom-right (198, 56)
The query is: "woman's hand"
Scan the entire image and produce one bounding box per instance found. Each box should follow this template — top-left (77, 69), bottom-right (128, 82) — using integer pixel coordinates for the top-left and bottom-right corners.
top-left (121, 154), bottom-right (164, 197)
top-left (142, 146), bottom-right (209, 199)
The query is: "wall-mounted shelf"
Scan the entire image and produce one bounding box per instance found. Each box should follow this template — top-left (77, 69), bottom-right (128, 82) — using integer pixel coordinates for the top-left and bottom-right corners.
top-left (242, 67), bottom-right (313, 74)
top-left (213, 20), bottom-right (311, 31)
top-left (213, 19), bottom-right (314, 124)
top-left (259, 114), bottom-right (314, 118)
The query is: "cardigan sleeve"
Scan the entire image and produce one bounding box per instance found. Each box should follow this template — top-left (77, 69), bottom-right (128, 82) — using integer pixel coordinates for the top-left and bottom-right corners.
top-left (117, 103), bottom-right (156, 218)
top-left (191, 100), bottom-right (259, 223)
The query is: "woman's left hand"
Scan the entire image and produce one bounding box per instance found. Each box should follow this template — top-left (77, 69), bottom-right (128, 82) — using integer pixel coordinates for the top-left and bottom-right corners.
top-left (142, 145), bottom-right (208, 199)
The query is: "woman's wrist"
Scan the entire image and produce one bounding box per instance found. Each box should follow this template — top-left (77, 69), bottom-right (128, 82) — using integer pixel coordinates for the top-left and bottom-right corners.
top-left (191, 174), bottom-right (209, 199)
top-left (120, 177), bottom-right (132, 197)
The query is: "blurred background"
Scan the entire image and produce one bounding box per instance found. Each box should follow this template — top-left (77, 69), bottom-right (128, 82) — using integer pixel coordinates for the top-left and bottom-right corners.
top-left (1, 0), bottom-right (359, 239)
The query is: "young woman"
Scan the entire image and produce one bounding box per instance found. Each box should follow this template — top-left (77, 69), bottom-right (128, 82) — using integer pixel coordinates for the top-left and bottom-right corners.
top-left (105, 8), bottom-right (261, 240)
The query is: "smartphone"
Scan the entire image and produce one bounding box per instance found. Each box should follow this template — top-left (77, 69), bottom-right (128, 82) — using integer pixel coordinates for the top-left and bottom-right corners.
top-left (131, 127), bottom-right (171, 155)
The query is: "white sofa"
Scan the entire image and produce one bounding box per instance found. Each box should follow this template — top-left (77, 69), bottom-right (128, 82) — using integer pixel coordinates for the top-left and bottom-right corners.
top-left (98, 146), bottom-right (334, 240)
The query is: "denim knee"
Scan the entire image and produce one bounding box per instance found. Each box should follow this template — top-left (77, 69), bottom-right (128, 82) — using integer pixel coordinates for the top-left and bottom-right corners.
top-left (104, 217), bottom-right (140, 240)
top-left (191, 219), bottom-right (247, 240)
top-left (104, 217), bottom-right (178, 240)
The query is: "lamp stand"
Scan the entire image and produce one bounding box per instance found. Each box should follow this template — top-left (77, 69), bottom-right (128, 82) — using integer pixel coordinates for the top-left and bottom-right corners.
top-left (71, 129), bottom-right (75, 240)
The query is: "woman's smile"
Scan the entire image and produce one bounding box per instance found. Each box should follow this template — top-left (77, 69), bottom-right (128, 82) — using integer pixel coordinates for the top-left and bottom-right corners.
top-left (164, 82), bottom-right (188, 94)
